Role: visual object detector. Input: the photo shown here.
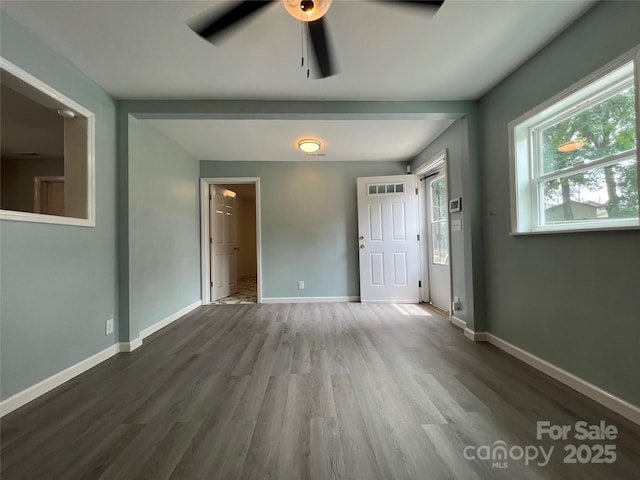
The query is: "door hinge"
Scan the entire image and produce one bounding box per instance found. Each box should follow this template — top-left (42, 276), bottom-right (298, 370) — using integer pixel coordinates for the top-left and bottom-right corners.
top-left (210, 238), bottom-right (212, 244)
top-left (209, 194), bottom-right (212, 200)
top-left (210, 281), bottom-right (213, 288)
top-left (417, 234), bottom-right (420, 241)
top-left (415, 188), bottom-right (418, 195)
top-left (419, 280), bottom-right (422, 288)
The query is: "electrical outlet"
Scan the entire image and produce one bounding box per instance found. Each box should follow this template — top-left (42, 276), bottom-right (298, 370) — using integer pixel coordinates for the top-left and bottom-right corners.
top-left (452, 297), bottom-right (461, 311)
top-left (105, 318), bottom-right (114, 335)
top-left (298, 281), bottom-right (305, 290)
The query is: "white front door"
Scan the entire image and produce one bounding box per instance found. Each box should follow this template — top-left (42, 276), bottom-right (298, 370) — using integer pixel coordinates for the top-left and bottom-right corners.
top-left (357, 175), bottom-right (419, 303)
top-left (210, 185), bottom-right (238, 301)
top-left (426, 172), bottom-right (451, 311)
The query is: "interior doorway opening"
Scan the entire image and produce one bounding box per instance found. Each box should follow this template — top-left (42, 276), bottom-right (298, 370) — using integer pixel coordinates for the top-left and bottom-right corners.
top-left (218, 183), bottom-right (258, 304)
top-left (200, 177), bottom-right (262, 305)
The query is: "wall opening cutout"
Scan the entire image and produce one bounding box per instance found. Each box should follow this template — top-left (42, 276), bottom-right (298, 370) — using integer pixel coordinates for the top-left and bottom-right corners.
top-left (0, 58), bottom-right (95, 226)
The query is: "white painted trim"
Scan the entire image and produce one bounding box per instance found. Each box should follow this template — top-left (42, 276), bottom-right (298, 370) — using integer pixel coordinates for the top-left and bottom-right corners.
top-left (414, 150), bottom-right (453, 317)
top-left (451, 315), bottom-right (466, 329)
top-left (200, 179), bottom-right (210, 304)
top-left (33, 176), bottom-right (65, 214)
top-left (139, 300), bottom-right (201, 340)
top-left (262, 296), bottom-right (360, 304)
top-left (200, 178), bottom-right (262, 305)
top-left (0, 57), bottom-right (96, 227)
top-left (508, 45), bottom-right (640, 235)
top-left (0, 343), bottom-right (120, 417)
top-left (486, 333), bottom-right (640, 426)
top-left (0, 301), bottom-right (206, 416)
top-left (119, 337), bottom-right (142, 352)
top-left (359, 299), bottom-right (418, 304)
top-left (413, 149), bottom-right (448, 176)
top-left (464, 328), bottom-right (489, 342)
top-left (455, 321), bottom-right (640, 425)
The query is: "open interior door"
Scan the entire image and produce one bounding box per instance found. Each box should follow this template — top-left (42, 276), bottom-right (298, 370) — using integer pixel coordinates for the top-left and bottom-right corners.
top-left (357, 175), bottom-right (419, 303)
top-left (210, 185), bottom-right (238, 301)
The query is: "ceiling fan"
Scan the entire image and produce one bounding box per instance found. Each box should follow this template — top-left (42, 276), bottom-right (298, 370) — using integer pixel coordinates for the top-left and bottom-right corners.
top-left (190, 0), bottom-right (444, 78)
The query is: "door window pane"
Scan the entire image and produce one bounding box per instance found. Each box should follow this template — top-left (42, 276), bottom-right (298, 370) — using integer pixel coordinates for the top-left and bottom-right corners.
top-left (431, 221), bottom-right (449, 265)
top-left (430, 176), bottom-right (449, 265)
top-left (430, 177), bottom-right (448, 222)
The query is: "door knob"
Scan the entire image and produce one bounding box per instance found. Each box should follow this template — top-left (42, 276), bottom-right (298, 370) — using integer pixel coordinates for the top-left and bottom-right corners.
top-left (360, 244), bottom-right (366, 249)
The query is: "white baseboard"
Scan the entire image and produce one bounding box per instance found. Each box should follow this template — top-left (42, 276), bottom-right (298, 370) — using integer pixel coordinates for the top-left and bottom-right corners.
top-left (262, 296), bottom-right (360, 304)
top-left (121, 300), bottom-right (202, 352)
top-left (486, 333), bottom-right (640, 426)
top-left (457, 324), bottom-right (640, 425)
top-left (451, 315), bottom-right (466, 330)
top-left (0, 344), bottom-right (120, 417)
top-left (0, 300), bottom-right (204, 417)
top-left (360, 300), bottom-right (419, 304)
top-left (118, 337), bottom-right (142, 352)
top-left (139, 300), bottom-right (202, 340)
top-left (464, 327), bottom-right (489, 342)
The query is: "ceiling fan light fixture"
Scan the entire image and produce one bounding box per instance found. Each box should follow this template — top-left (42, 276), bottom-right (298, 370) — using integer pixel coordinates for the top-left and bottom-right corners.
top-left (282, 0), bottom-right (332, 22)
top-left (298, 139), bottom-right (321, 153)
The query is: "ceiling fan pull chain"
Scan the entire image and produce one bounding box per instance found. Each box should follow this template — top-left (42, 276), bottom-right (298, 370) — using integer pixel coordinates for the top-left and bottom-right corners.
top-left (306, 25), bottom-right (310, 78)
top-left (300, 15), bottom-right (304, 67)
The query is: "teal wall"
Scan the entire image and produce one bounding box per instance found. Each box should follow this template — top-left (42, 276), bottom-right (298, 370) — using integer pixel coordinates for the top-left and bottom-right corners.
top-left (128, 119), bottom-right (201, 336)
top-left (0, 14), bottom-right (118, 400)
top-left (478, 0), bottom-right (640, 406)
top-left (200, 161), bottom-right (406, 298)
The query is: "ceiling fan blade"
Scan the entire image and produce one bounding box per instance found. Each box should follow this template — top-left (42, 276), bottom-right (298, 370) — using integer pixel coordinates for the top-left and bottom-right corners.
top-left (389, 0), bottom-right (444, 7)
top-left (191, 0), bottom-right (275, 43)
top-left (376, 0), bottom-right (444, 14)
top-left (307, 17), bottom-right (337, 79)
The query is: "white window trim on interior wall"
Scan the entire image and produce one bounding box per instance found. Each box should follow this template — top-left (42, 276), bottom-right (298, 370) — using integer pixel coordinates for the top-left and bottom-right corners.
top-left (508, 45), bottom-right (640, 235)
top-left (200, 177), bottom-right (263, 304)
top-left (0, 57), bottom-right (96, 227)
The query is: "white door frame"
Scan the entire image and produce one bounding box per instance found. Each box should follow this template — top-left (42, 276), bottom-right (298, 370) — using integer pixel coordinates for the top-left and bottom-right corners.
top-left (200, 177), bottom-right (262, 304)
top-left (33, 176), bottom-right (65, 215)
top-left (415, 149), bottom-right (453, 317)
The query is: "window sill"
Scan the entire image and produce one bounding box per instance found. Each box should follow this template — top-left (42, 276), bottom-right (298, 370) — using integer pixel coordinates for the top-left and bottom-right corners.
top-left (0, 210), bottom-right (95, 228)
top-left (511, 222), bottom-right (640, 235)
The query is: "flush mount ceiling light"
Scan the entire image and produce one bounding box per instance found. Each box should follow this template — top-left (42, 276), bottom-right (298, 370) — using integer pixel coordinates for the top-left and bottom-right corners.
top-left (298, 139), bottom-right (321, 153)
top-left (557, 139), bottom-right (586, 152)
top-left (57, 109), bottom-right (76, 119)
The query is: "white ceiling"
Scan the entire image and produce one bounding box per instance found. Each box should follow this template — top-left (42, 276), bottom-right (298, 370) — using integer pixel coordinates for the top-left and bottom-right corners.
top-left (0, 0), bottom-right (596, 162)
top-left (1, 84), bottom-right (64, 161)
top-left (147, 118), bottom-right (454, 161)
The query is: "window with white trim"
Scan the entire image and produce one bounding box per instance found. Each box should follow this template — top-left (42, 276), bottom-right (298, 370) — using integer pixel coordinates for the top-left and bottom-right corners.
top-left (510, 52), bottom-right (639, 234)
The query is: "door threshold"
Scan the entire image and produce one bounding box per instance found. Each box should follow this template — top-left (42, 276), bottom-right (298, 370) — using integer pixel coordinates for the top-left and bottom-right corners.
top-left (421, 302), bottom-right (449, 319)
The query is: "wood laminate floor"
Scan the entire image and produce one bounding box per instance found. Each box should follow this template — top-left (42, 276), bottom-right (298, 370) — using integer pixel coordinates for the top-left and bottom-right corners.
top-left (2, 303), bottom-right (639, 479)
